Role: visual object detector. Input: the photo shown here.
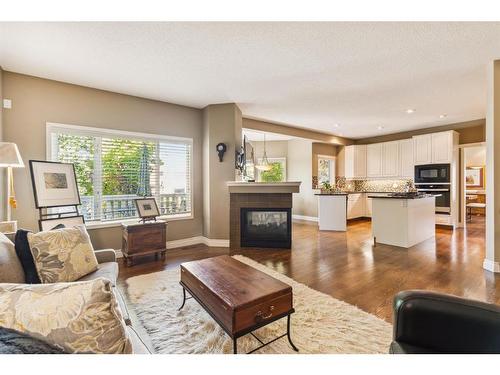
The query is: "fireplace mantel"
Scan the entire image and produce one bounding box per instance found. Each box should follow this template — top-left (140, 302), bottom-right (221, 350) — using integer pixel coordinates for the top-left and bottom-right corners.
top-left (227, 181), bottom-right (301, 194)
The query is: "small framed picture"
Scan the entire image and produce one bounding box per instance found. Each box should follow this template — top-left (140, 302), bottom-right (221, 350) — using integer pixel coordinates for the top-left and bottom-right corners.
top-left (135, 198), bottom-right (160, 220)
top-left (39, 215), bottom-right (85, 232)
top-left (465, 167), bottom-right (484, 188)
top-left (29, 160), bottom-right (81, 208)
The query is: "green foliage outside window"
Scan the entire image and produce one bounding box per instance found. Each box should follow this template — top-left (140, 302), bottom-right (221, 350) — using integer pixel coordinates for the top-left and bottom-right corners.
top-left (260, 162), bottom-right (284, 182)
top-left (56, 134), bottom-right (157, 197)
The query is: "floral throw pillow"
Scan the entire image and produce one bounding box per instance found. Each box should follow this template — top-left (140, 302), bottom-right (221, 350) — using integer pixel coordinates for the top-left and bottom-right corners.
top-left (0, 278), bottom-right (132, 354)
top-left (27, 226), bottom-right (98, 283)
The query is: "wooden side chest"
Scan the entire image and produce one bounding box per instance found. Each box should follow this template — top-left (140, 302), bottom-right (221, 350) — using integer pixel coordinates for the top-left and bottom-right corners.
top-left (121, 221), bottom-right (167, 266)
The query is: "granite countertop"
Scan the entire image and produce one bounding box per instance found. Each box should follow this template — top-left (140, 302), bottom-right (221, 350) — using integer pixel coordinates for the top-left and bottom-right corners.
top-left (367, 193), bottom-right (437, 200)
top-left (315, 192), bottom-right (348, 196)
top-left (315, 191), bottom-right (393, 196)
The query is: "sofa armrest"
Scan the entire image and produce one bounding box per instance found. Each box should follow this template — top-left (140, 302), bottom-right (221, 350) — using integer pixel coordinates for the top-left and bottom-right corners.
top-left (94, 249), bottom-right (117, 264)
top-left (393, 290), bottom-right (500, 353)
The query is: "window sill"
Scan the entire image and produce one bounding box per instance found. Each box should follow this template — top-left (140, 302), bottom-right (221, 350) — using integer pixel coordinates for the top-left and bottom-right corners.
top-left (85, 214), bottom-right (194, 230)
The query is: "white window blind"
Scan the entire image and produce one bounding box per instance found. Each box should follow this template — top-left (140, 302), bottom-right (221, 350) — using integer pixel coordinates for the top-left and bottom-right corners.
top-left (47, 124), bottom-right (192, 222)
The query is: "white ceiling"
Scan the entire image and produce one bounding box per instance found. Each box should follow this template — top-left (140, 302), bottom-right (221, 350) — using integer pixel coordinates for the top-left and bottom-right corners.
top-left (1, 22), bottom-right (499, 139)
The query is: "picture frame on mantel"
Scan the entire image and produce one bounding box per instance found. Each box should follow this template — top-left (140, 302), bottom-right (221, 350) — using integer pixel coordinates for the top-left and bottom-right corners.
top-left (29, 160), bottom-right (81, 208)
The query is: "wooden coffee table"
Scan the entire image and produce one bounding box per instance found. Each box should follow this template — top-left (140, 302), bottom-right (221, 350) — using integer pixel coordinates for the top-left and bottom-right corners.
top-left (178, 255), bottom-right (298, 354)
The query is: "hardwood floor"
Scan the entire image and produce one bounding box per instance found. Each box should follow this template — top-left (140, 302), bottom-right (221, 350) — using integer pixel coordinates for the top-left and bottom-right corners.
top-left (118, 215), bottom-right (500, 323)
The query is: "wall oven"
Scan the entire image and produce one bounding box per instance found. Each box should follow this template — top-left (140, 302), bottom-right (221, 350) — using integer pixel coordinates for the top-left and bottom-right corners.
top-left (414, 164), bottom-right (450, 184)
top-left (416, 184), bottom-right (451, 213)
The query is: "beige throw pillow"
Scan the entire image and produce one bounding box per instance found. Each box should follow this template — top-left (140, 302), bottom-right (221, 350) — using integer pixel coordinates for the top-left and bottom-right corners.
top-left (28, 226), bottom-right (98, 283)
top-left (0, 278), bottom-right (132, 354)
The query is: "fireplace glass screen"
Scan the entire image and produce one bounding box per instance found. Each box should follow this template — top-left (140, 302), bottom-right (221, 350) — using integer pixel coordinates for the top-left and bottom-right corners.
top-left (240, 208), bottom-right (291, 248)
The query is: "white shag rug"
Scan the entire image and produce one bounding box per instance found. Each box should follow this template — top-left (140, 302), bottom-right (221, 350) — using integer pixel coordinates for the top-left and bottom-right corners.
top-left (125, 255), bottom-right (392, 354)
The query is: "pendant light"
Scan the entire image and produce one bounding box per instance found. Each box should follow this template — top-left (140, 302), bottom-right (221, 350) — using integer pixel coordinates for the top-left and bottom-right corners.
top-left (255, 133), bottom-right (272, 171)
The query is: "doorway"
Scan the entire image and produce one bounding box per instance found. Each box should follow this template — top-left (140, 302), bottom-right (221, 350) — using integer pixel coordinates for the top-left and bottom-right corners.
top-left (459, 143), bottom-right (486, 232)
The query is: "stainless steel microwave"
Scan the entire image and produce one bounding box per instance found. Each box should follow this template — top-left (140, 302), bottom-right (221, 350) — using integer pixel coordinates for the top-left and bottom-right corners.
top-left (414, 164), bottom-right (450, 184)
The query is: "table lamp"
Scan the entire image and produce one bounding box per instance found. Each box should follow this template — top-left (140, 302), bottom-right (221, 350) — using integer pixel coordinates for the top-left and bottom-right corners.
top-left (0, 142), bottom-right (24, 227)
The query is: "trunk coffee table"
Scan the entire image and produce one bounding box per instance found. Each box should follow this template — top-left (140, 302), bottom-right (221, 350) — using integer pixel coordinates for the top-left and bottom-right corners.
top-left (178, 255), bottom-right (298, 354)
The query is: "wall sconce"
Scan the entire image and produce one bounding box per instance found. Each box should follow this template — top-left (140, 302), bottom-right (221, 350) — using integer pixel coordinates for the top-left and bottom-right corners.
top-left (216, 143), bottom-right (227, 162)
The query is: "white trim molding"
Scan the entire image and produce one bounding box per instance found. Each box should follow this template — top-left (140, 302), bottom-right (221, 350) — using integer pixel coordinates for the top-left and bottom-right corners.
top-left (483, 259), bottom-right (500, 273)
top-left (166, 236), bottom-right (229, 249)
top-left (112, 235), bottom-right (229, 259)
top-left (292, 214), bottom-right (318, 222)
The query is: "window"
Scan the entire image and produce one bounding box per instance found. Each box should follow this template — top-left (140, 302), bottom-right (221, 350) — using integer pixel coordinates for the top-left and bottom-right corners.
top-left (257, 158), bottom-right (287, 182)
top-left (318, 156), bottom-right (335, 186)
top-left (47, 123), bottom-right (193, 222)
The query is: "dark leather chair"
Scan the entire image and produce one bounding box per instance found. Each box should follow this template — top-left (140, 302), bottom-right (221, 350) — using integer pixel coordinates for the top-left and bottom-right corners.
top-left (390, 290), bottom-right (500, 354)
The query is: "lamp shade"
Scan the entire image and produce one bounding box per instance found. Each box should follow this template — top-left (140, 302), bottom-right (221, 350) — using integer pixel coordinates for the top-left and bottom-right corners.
top-left (0, 142), bottom-right (24, 168)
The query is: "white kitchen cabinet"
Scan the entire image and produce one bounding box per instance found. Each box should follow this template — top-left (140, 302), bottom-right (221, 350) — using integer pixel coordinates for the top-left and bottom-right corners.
top-left (347, 193), bottom-right (365, 219)
top-left (399, 139), bottom-right (414, 178)
top-left (413, 134), bottom-right (432, 165)
top-left (413, 131), bottom-right (456, 165)
top-left (366, 143), bottom-right (382, 177)
top-left (431, 132), bottom-right (453, 163)
top-left (382, 141), bottom-right (399, 177)
top-left (365, 193), bottom-right (390, 217)
top-left (340, 145), bottom-right (366, 178)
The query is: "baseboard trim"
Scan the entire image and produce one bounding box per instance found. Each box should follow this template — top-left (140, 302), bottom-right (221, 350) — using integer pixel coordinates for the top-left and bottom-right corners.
top-left (201, 237), bottom-right (230, 247)
top-left (292, 214), bottom-right (318, 222)
top-left (113, 235), bottom-right (230, 258)
top-left (483, 259), bottom-right (500, 273)
top-left (166, 236), bottom-right (206, 249)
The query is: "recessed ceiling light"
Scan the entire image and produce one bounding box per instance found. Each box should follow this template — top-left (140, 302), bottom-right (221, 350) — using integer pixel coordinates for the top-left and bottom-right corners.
top-left (377, 125), bottom-right (384, 130)
top-left (439, 114), bottom-right (447, 119)
top-left (406, 109), bottom-right (416, 114)
top-left (333, 123), bottom-right (340, 128)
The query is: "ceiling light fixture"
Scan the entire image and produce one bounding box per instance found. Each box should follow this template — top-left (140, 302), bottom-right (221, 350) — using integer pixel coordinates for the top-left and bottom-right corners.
top-left (255, 133), bottom-right (272, 172)
top-left (439, 114), bottom-right (447, 119)
top-left (333, 123), bottom-right (340, 128)
top-left (377, 125), bottom-right (384, 130)
top-left (406, 109), bottom-right (416, 114)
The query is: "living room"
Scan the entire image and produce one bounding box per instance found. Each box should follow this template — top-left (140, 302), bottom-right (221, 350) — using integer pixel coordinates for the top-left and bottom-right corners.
top-left (1, 2), bottom-right (500, 373)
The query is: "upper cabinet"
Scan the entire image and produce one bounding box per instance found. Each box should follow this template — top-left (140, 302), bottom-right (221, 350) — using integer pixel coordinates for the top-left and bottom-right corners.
top-left (413, 131), bottom-right (457, 165)
top-left (341, 145), bottom-right (366, 178)
top-left (366, 143), bottom-right (382, 177)
top-left (367, 141), bottom-right (401, 177)
top-left (399, 138), bottom-right (414, 178)
top-left (381, 141), bottom-right (399, 177)
top-left (413, 134), bottom-right (432, 165)
top-left (431, 132), bottom-right (453, 163)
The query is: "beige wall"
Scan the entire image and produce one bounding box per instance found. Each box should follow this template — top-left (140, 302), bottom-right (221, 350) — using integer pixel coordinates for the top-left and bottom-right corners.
top-left (312, 142), bottom-right (337, 184)
top-left (202, 103), bottom-right (241, 239)
top-left (485, 60), bottom-right (500, 271)
top-left (465, 146), bottom-right (486, 167)
top-left (244, 118), bottom-right (352, 146)
top-left (2, 72), bottom-right (204, 249)
top-left (251, 140), bottom-right (288, 159)
top-left (356, 119), bottom-right (485, 145)
top-left (0, 67), bottom-right (5, 221)
top-left (287, 139), bottom-right (317, 218)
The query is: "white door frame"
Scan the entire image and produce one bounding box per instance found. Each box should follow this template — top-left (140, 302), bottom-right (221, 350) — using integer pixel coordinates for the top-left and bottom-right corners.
top-left (458, 142), bottom-right (486, 228)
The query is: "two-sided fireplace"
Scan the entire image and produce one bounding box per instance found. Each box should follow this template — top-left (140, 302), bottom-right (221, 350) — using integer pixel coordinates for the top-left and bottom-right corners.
top-left (240, 208), bottom-right (291, 248)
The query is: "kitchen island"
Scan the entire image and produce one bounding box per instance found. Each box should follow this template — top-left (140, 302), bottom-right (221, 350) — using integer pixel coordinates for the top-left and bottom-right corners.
top-left (369, 193), bottom-right (436, 248)
top-left (316, 193), bottom-right (348, 231)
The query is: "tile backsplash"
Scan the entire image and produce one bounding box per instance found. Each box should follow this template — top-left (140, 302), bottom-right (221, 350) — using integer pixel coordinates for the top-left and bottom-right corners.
top-left (334, 177), bottom-right (414, 193)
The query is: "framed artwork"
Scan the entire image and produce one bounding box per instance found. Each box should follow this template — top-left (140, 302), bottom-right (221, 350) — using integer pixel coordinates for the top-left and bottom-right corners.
top-left (39, 215), bottom-right (85, 232)
top-left (29, 160), bottom-right (81, 208)
top-left (465, 167), bottom-right (484, 188)
top-left (135, 198), bottom-right (160, 220)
